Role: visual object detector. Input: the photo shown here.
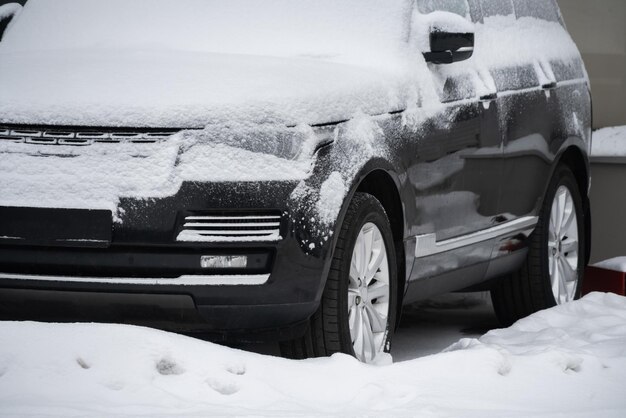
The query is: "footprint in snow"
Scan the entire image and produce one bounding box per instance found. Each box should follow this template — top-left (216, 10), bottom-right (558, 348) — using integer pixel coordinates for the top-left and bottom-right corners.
top-left (103, 380), bottom-right (125, 391)
top-left (226, 364), bottom-right (246, 376)
top-left (207, 378), bottom-right (239, 395)
top-left (76, 357), bottom-right (91, 370)
top-left (156, 358), bottom-right (185, 376)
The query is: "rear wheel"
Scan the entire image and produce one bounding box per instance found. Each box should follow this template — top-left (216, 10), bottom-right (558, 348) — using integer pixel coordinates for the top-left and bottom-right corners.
top-left (280, 193), bottom-right (397, 363)
top-left (491, 165), bottom-right (585, 326)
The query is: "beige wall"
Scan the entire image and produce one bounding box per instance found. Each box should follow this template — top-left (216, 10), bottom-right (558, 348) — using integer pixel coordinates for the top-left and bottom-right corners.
top-left (559, 0), bottom-right (626, 129)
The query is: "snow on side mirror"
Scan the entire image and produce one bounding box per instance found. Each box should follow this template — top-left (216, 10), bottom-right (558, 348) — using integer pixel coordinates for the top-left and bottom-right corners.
top-left (0, 3), bottom-right (23, 41)
top-left (421, 11), bottom-right (475, 65)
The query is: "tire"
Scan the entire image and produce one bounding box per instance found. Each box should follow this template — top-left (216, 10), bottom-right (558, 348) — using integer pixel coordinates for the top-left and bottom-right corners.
top-left (280, 192), bottom-right (398, 363)
top-left (491, 165), bottom-right (586, 326)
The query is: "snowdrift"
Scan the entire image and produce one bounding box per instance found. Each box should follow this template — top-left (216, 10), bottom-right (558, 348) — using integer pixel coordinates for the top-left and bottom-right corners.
top-left (1, 292), bottom-right (625, 417)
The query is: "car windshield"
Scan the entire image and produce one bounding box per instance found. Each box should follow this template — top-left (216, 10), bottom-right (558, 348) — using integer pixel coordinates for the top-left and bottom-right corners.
top-left (1, 0), bottom-right (413, 70)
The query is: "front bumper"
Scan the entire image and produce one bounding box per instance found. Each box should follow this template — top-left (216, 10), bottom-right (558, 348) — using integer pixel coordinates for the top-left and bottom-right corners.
top-left (0, 180), bottom-right (333, 339)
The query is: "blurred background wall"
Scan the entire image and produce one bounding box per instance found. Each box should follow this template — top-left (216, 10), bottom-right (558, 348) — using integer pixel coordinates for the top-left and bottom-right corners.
top-left (558, 0), bottom-right (626, 129)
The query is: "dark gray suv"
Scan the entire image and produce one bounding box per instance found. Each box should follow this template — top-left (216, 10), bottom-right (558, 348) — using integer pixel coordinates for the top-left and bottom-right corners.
top-left (0, 0), bottom-right (591, 363)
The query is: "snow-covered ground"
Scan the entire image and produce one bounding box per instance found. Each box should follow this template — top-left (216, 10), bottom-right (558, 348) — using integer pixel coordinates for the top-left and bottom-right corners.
top-left (592, 126), bottom-right (626, 157)
top-left (1, 292), bottom-right (625, 418)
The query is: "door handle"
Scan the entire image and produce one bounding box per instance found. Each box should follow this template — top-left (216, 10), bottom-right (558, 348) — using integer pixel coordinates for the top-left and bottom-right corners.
top-left (480, 93), bottom-right (497, 101)
top-left (542, 82), bottom-right (557, 90)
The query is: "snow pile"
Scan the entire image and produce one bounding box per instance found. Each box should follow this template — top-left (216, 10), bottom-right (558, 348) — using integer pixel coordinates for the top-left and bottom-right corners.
top-left (594, 257), bottom-right (626, 273)
top-left (591, 126), bottom-right (626, 157)
top-left (1, 293), bottom-right (625, 417)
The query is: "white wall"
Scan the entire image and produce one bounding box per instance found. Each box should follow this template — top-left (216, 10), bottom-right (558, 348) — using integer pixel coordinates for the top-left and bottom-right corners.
top-left (559, 0), bottom-right (626, 129)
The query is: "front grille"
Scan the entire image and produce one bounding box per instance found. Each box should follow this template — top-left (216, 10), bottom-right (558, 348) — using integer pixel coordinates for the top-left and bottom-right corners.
top-left (0, 126), bottom-right (179, 146)
top-left (177, 213), bottom-right (283, 243)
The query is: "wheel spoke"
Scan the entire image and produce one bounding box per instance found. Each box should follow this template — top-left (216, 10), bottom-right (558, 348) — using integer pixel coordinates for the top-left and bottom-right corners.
top-left (365, 248), bottom-right (384, 284)
top-left (361, 309), bottom-right (377, 361)
top-left (561, 238), bottom-right (578, 255)
top-left (365, 303), bottom-right (387, 333)
top-left (555, 189), bottom-right (566, 233)
top-left (560, 257), bottom-right (578, 283)
top-left (361, 228), bottom-right (373, 279)
top-left (558, 261), bottom-right (568, 302)
top-left (550, 204), bottom-right (559, 240)
top-left (348, 304), bottom-right (357, 330)
top-left (368, 282), bottom-right (389, 301)
top-left (560, 206), bottom-right (575, 236)
top-left (551, 257), bottom-right (560, 299)
top-left (349, 256), bottom-right (360, 287)
top-left (352, 306), bottom-right (364, 346)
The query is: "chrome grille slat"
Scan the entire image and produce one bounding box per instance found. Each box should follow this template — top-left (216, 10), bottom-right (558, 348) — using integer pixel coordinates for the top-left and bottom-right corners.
top-left (183, 222), bottom-right (281, 228)
top-left (11, 129), bottom-right (42, 137)
top-left (185, 215), bottom-right (281, 221)
top-left (187, 230), bottom-right (279, 236)
top-left (177, 213), bottom-right (282, 243)
top-left (0, 126), bottom-right (179, 146)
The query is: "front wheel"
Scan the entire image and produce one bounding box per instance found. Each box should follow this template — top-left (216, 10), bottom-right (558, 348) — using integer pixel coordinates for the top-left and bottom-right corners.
top-left (280, 193), bottom-right (397, 363)
top-left (491, 165), bottom-right (586, 326)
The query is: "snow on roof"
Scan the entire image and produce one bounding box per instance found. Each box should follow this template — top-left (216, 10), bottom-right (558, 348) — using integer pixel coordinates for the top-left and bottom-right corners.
top-left (0, 292), bottom-right (625, 416)
top-left (0, 0), bottom-right (413, 70)
top-left (0, 0), bottom-right (584, 129)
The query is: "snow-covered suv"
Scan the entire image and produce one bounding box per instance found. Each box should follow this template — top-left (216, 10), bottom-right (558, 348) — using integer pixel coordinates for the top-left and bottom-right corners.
top-left (0, 0), bottom-right (591, 363)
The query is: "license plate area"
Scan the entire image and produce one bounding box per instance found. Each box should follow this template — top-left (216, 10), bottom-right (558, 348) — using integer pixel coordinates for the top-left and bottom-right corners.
top-left (0, 207), bottom-right (112, 248)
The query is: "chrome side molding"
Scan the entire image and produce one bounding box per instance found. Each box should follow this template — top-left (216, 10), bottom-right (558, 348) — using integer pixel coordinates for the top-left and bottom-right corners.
top-left (415, 216), bottom-right (538, 258)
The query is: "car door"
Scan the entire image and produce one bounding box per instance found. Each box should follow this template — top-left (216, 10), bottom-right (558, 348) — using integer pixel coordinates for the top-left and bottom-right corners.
top-left (481, 0), bottom-right (590, 260)
top-left (405, 0), bottom-right (506, 298)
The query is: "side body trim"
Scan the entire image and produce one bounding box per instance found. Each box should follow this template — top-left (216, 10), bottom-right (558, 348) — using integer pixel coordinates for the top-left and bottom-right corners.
top-left (415, 216), bottom-right (538, 258)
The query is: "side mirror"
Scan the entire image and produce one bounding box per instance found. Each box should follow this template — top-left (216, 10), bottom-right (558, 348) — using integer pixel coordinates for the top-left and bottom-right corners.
top-left (0, 3), bottom-right (23, 40)
top-left (424, 31), bottom-right (474, 65)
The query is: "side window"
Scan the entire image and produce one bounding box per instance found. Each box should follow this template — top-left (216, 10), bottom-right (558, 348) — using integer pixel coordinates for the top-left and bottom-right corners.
top-left (417, 0), bottom-right (470, 18)
top-left (492, 65), bottom-right (540, 92)
top-left (512, 0), bottom-right (560, 22)
top-left (479, 0), bottom-right (515, 18)
top-left (440, 73), bottom-right (477, 103)
top-left (550, 59), bottom-right (586, 83)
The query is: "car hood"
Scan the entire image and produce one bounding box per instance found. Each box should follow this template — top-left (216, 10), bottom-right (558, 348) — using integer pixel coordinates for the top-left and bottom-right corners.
top-left (0, 49), bottom-right (414, 128)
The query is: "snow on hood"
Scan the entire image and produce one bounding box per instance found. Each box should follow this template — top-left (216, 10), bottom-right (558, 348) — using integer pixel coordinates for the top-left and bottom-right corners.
top-left (0, 50), bottom-right (416, 128)
top-left (0, 0), bottom-right (418, 128)
top-left (0, 293), bottom-right (625, 417)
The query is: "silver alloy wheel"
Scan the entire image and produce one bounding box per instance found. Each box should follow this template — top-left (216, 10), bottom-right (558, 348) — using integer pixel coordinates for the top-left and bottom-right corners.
top-left (548, 185), bottom-right (580, 304)
top-left (348, 222), bottom-right (390, 363)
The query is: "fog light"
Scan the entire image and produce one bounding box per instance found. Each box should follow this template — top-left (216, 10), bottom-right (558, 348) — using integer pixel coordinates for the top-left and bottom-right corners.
top-left (200, 255), bottom-right (248, 269)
